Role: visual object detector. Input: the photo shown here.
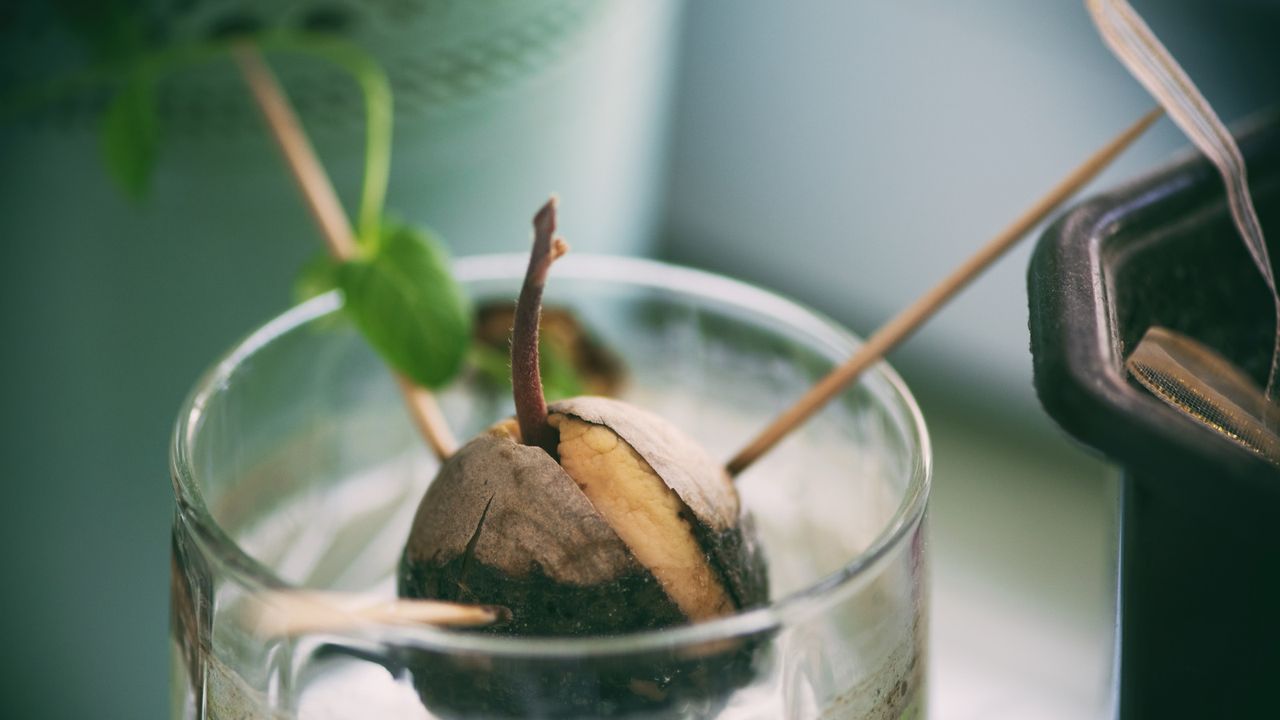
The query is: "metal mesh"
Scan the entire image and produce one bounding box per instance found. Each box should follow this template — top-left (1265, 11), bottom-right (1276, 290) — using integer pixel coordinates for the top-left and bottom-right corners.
top-left (2, 0), bottom-right (601, 136)
top-left (1126, 326), bottom-right (1280, 464)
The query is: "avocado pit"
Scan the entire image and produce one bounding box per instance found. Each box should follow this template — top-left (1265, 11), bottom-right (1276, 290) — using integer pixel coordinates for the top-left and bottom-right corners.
top-left (394, 198), bottom-right (769, 715)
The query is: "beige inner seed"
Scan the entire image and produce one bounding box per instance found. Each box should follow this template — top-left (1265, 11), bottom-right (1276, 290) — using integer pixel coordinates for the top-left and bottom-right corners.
top-left (549, 413), bottom-right (734, 621)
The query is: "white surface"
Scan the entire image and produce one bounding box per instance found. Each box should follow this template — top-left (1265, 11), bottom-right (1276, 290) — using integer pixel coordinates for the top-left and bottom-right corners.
top-left (922, 394), bottom-right (1119, 720)
top-left (299, 663), bottom-right (430, 720)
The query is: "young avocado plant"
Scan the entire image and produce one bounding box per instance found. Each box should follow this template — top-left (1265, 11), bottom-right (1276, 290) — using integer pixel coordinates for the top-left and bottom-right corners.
top-left (398, 198), bottom-right (768, 637)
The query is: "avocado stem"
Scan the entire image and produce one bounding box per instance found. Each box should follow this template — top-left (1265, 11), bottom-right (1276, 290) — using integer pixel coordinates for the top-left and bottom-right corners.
top-left (513, 197), bottom-right (569, 456)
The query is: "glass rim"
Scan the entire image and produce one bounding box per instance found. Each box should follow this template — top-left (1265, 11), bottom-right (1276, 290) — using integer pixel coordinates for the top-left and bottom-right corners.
top-left (171, 253), bottom-right (932, 658)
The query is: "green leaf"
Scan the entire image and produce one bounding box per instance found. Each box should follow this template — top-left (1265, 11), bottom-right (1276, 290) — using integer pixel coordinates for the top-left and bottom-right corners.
top-left (338, 222), bottom-right (472, 388)
top-left (100, 70), bottom-right (159, 200)
top-left (293, 252), bottom-right (341, 305)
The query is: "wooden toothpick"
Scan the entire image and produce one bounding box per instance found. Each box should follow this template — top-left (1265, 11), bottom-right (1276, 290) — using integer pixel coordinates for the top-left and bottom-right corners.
top-left (394, 376), bottom-right (459, 461)
top-left (246, 590), bottom-right (509, 637)
top-left (231, 42), bottom-right (359, 261)
top-left (726, 107), bottom-right (1163, 477)
top-left (232, 41), bottom-right (457, 460)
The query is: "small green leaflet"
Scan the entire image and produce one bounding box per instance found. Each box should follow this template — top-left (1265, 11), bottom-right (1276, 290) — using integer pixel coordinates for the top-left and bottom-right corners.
top-left (537, 339), bottom-right (586, 401)
top-left (100, 69), bottom-right (159, 200)
top-left (469, 343), bottom-right (512, 386)
top-left (338, 222), bottom-right (472, 389)
top-left (469, 338), bottom-right (586, 401)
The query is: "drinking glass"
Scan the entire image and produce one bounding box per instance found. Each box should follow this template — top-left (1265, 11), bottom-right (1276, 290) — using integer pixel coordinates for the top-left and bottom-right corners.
top-left (170, 255), bottom-right (931, 719)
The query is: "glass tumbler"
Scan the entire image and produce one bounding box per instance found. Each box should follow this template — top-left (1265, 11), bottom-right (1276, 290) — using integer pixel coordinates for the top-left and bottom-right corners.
top-left (170, 255), bottom-right (931, 719)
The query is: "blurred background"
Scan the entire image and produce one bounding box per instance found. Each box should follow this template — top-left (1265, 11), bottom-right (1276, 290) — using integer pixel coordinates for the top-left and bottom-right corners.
top-left (2, 1), bottom-right (1279, 718)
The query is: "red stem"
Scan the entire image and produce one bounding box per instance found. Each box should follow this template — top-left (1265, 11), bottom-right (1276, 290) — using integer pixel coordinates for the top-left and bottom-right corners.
top-left (512, 197), bottom-right (568, 456)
